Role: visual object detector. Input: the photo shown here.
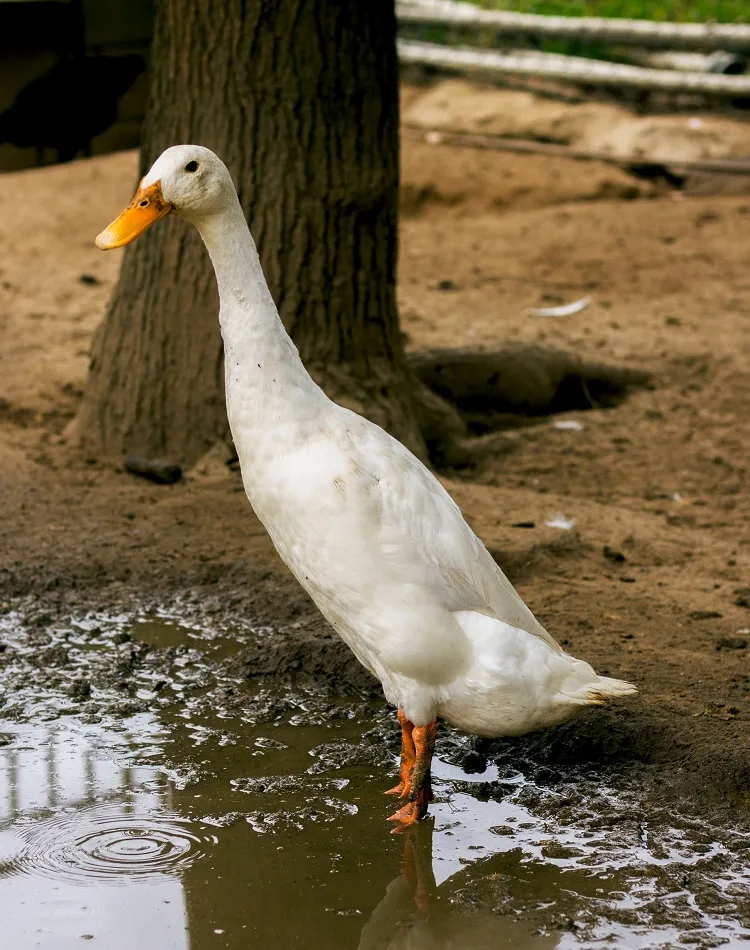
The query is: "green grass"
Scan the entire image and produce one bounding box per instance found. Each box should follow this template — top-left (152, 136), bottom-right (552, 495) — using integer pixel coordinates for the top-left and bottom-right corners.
top-left (471, 1), bottom-right (747, 23)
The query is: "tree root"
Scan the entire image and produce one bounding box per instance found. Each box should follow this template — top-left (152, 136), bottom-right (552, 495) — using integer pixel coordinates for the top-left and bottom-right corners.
top-left (74, 340), bottom-right (651, 476)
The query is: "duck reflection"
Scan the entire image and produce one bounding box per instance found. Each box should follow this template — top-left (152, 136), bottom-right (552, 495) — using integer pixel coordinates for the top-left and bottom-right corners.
top-left (358, 821), bottom-right (555, 950)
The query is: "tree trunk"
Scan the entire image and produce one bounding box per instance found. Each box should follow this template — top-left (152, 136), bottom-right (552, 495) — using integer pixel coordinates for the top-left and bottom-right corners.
top-left (76, 0), bottom-right (459, 466)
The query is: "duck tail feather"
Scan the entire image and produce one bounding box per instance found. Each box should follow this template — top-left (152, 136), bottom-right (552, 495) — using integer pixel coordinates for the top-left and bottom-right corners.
top-left (560, 675), bottom-right (638, 707)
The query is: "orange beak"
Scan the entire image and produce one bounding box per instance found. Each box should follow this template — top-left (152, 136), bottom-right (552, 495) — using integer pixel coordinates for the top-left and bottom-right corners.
top-left (95, 180), bottom-right (172, 250)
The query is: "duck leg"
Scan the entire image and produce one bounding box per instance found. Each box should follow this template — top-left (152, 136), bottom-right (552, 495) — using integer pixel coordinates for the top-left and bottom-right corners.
top-left (387, 719), bottom-right (436, 829)
top-left (385, 708), bottom-right (416, 798)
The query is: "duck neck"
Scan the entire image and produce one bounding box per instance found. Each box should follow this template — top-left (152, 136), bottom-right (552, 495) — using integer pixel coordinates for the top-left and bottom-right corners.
top-left (191, 197), bottom-right (328, 454)
top-left (194, 196), bottom-right (303, 376)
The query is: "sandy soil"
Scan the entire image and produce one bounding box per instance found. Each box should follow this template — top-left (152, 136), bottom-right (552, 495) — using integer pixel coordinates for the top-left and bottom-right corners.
top-left (403, 78), bottom-right (750, 164)
top-left (1, 81), bottom-right (749, 812)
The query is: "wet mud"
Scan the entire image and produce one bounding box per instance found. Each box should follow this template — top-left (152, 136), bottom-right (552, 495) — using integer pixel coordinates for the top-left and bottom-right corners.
top-left (1, 613), bottom-right (749, 949)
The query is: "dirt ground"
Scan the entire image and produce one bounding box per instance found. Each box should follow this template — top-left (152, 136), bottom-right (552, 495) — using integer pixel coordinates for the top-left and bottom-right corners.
top-left (1, 81), bottom-right (749, 813)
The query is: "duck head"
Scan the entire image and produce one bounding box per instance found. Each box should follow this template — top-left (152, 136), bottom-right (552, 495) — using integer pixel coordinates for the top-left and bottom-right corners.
top-left (96, 144), bottom-right (234, 249)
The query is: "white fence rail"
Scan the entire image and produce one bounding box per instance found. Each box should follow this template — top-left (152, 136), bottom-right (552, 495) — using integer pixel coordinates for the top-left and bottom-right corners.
top-left (398, 39), bottom-right (750, 97)
top-left (398, 1), bottom-right (750, 54)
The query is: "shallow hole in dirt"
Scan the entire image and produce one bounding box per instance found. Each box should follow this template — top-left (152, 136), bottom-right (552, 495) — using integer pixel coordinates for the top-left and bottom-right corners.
top-left (409, 344), bottom-right (652, 437)
top-left (1, 611), bottom-right (748, 949)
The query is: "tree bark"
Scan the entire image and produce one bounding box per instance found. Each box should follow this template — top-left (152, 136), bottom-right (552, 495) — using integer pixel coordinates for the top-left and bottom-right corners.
top-left (76, 0), bottom-right (456, 466)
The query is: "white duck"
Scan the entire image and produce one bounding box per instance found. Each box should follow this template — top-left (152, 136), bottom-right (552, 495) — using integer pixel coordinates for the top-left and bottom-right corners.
top-left (96, 145), bottom-right (636, 828)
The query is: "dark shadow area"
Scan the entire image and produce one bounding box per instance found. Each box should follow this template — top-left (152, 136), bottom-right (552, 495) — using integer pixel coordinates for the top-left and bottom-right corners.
top-left (0, 55), bottom-right (145, 165)
top-left (409, 342), bottom-right (652, 434)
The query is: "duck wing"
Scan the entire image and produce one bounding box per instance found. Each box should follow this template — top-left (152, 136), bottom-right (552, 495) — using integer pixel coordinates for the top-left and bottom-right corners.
top-left (350, 415), bottom-right (563, 653)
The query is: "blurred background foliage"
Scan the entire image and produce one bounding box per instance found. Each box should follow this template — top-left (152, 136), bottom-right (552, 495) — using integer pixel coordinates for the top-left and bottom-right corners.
top-left (471, 1), bottom-right (747, 22)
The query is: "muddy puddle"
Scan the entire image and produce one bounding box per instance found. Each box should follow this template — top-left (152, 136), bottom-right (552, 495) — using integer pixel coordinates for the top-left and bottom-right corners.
top-left (0, 610), bottom-right (749, 949)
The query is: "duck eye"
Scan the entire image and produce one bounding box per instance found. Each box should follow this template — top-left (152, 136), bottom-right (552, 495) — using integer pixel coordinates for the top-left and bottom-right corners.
top-left (139, 198), bottom-right (149, 207)
top-left (185, 161), bottom-right (198, 173)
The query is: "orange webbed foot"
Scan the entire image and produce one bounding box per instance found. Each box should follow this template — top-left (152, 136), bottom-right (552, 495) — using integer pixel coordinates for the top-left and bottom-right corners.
top-left (384, 780), bottom-right (409, 797)
top-left (387, 798), bottom-right (427, 831)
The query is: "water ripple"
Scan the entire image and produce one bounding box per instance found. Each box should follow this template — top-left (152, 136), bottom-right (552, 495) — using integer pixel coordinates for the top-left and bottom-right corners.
top-left (3, 803), bottom-right (216, 885)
